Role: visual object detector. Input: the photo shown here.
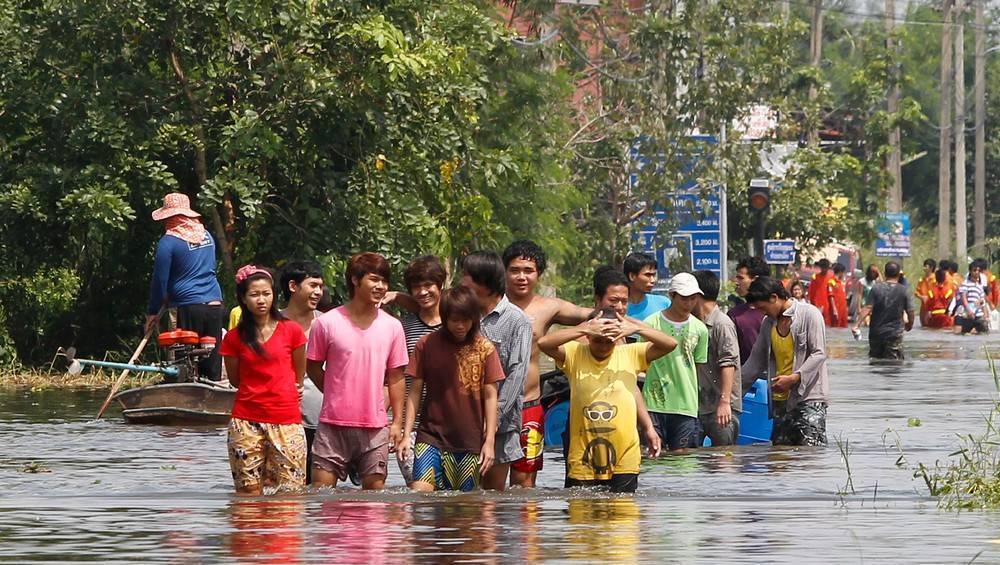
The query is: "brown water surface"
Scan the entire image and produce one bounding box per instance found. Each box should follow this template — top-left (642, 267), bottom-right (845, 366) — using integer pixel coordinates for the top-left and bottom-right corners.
top-left (1, 329), bottom-right (998, 562)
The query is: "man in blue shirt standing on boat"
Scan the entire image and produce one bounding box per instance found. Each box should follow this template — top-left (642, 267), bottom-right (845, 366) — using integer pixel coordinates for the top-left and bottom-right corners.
top-left (146, 193), bottom-right (224, 381)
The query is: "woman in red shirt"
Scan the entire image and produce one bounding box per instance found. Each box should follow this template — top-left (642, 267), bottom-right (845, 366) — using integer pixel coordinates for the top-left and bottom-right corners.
top-left (219, 265), bottom-right (308, 495)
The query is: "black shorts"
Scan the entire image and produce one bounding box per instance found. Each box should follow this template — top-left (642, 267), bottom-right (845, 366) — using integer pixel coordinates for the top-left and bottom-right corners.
top-left (957, 316), bottom-right (988, 334)
top-left (177, 303), bottom-right (224, 381)
top-left (565, 474), bottom-right (638, 493)
top-left (869, 336), bottom-right (904, 360)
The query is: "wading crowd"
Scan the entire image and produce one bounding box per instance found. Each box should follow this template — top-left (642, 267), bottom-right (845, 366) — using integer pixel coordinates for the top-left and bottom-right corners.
top-left (147, 193), bottom-right (832, 496)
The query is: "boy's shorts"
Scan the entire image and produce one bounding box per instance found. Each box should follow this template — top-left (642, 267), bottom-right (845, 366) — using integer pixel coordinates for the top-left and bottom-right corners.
top-left (565, 473), bottom-right (638, 493)
top-left (698, 413), bottom-right (740, 446)
top-left (412, 442), bottom-right (480, 491)
top-left (772, 401), bottom-right (828, 447)
top-left (494, 430), bottom-right (523, 465)
top-left (649, 412), bottom-right (699, 450)
top-left (511, 401), bottom-right (545, 473)
top-left (227, 417), bottom-right (306, 490)
top-left (312, 422), bottom-right (389, 480)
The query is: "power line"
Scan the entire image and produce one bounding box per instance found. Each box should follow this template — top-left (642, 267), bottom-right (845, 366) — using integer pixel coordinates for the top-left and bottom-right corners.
top-left (780, 0), bottom-right (1000, 31)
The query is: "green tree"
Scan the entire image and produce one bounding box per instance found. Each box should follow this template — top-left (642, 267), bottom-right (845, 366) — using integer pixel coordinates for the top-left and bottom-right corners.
top-left (0, 0), bottom-right (580, 362)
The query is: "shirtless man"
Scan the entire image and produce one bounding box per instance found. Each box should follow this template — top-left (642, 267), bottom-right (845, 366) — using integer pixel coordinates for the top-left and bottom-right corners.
top-left (502, 240), bottom-right (593, 488)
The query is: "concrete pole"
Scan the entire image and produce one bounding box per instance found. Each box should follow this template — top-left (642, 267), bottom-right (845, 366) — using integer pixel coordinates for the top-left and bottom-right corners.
top-left (886, 0), bottom-right (902, 212)
top-left (938, 0), bottom-right (954, 260)
top-left (973, 0), bottom-right (986, 255)
top-left (954, 0), bottom-right (967, 270)
top-left (808, 0), bottom-right (823, 148)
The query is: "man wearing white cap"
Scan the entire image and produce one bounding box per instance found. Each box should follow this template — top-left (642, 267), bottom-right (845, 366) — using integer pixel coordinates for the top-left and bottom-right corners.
top-left (640, 272), bottom-right (709, 451)
top-left (147, 192), bottom-right (224, 381)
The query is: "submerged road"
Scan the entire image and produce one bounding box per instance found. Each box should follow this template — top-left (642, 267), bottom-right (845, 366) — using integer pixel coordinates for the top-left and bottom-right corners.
top-left (1, 329), bottom-right (997, 562)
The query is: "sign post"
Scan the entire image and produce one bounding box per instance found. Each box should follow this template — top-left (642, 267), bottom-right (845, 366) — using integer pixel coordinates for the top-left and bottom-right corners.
top-left (631, 136), bottom-right (727, 285)
top-left (763, 239), bottom-right (797, 264)
top-left (875, 212), bottom-right (911, 257)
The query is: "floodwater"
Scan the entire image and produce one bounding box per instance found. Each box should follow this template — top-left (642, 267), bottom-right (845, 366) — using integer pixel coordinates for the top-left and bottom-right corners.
top-left (2, 330), bottom-right (998, 563)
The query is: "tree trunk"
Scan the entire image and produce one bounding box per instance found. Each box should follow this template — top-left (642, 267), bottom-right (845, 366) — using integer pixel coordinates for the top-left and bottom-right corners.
top-left (938, 0), bottom-right (954, 259)
top-left (885, 0), bottom-right (902, 212)
top-left (167, 43), bottom-right (235, 280)
top-left (808, 0), bottom-right (824, 148)
top-left (973, 0), bottom-right (986, 255)
top-left (954, 0), bottom-right (967, 270)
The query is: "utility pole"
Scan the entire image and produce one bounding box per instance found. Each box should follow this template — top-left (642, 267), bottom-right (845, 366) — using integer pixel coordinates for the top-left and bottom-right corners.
top-left (973, 0), bottom-right (986, 255)
top-left (938, 0), bottom-right (954, 260)
top-left (808, 0), bottom-right (823, 148)
top-left (954, 0), bottom-right (967, 270)
top-left (886, 0), bottom-right (902, 212)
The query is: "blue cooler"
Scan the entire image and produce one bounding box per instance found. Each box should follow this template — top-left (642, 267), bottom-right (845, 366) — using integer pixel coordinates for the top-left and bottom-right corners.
top-left (544, 400), bottom-right (569, 448)
top-left (737, 378), bottom-right (772, 444)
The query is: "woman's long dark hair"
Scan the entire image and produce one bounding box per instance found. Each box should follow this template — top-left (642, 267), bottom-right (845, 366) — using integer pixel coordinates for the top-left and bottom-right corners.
top-left (237, 271), bottom-right (285, 355)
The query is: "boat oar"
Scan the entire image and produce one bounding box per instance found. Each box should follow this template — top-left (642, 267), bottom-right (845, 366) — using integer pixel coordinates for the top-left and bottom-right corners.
top-left (95, 306), bottom-right (165, 420)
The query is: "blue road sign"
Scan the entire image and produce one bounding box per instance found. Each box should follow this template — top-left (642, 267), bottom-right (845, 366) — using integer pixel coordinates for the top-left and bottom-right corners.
top-left (763, 239), bottom-right (797, 264)
top-left (630, 136), bottom-right (727, 283)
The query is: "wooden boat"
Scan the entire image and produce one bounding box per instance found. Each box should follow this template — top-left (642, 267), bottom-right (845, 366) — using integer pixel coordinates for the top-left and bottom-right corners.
top-left (113, 382), bottom-right (235, 425)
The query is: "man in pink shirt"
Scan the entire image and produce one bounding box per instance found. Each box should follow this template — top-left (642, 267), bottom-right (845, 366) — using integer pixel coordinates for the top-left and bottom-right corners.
top-left (307, 253), bottom-right (408, 490)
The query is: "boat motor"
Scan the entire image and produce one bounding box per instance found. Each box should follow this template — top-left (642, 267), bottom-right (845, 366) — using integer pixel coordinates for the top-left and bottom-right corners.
top-left (62, 329), bottom-right (217, 383)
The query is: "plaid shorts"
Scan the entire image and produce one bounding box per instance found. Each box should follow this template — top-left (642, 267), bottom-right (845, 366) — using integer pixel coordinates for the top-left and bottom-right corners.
top-left (227, 418), bottom-right (307, 491)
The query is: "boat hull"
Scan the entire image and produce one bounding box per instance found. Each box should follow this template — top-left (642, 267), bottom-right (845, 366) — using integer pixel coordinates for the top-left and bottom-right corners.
top-left (113, 382), bottom-right (235, 426)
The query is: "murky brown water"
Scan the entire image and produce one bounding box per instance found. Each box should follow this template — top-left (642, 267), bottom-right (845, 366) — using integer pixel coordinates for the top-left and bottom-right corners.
top-left (2, 330), bottom-right (999, 562)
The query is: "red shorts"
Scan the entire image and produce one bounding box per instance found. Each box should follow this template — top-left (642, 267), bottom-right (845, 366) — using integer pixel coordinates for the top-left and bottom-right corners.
top-left (511, 402), bottom-right (545, 473)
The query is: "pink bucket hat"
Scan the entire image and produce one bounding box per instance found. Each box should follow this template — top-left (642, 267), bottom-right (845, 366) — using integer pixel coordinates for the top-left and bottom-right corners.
top-left (151, 193), bottom-right (201, 221)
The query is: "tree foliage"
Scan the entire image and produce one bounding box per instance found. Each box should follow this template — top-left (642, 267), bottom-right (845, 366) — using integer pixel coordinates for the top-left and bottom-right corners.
top-left (1, 0), bottom-right (992, 365)
top-left (0, 0), bottom-right (579, 362)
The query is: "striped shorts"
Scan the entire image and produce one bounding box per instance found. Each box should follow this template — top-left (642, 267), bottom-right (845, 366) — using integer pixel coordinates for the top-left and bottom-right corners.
top-left (412, 442), bottom-right (480, 492)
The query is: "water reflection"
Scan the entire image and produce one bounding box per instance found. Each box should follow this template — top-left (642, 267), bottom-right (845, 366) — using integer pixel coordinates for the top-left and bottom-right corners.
top-left (228, 499), bottom-right (305, 563)
top-left (564, 497), bottom-right (640, 561)
top-left (3, 332), bottom-right (1000, 562)
top-left (312, 500), bottom-right (403, 564)
top-left (410, 497), bottom-right (498, 562)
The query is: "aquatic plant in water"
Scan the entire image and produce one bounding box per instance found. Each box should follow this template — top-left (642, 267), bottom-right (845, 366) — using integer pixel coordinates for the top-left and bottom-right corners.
top-left (916, 348), bottom-right (1000, 510)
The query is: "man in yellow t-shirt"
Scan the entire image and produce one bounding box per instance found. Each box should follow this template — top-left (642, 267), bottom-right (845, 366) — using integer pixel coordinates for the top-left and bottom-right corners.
top-left (538, 309), bottom-right (676, 492)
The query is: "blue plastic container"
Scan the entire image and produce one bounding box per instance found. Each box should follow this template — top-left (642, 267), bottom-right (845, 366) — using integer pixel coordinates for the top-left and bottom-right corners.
top-left (737, 378), bottom-right (773, 445)
top-left (703, 378), bottom-right (773, 447)
top-left (544, 400), bottom-right (569, 448)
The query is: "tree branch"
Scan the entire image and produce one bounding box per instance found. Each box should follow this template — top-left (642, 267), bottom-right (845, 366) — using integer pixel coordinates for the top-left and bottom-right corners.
top-left (166, 40), bottom-right (234, 279)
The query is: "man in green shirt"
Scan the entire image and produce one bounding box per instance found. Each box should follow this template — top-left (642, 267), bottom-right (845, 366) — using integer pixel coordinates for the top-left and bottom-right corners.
top-left (642, 272), bottom-right (709, 451)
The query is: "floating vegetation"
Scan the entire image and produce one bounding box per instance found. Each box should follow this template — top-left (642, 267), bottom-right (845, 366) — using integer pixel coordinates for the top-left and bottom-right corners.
top-left (20, 461), bottom-right (51, 474)
top-left (0, 366), bottom-right (157, 390)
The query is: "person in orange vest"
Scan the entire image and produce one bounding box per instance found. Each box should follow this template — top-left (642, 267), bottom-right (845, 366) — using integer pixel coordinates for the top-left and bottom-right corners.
top-left (808, 258), bottom-right (839, 327)
top-left (828, 263), bottom-right (849, 328)
top-left (945, 260), bottom-right (964, 291)
top-left (988, 269), bottom-right (1000, 309)
top-left (924, 269), bottom-right (955, 329)
top-left (914, 259), bottom-right (937, 327)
